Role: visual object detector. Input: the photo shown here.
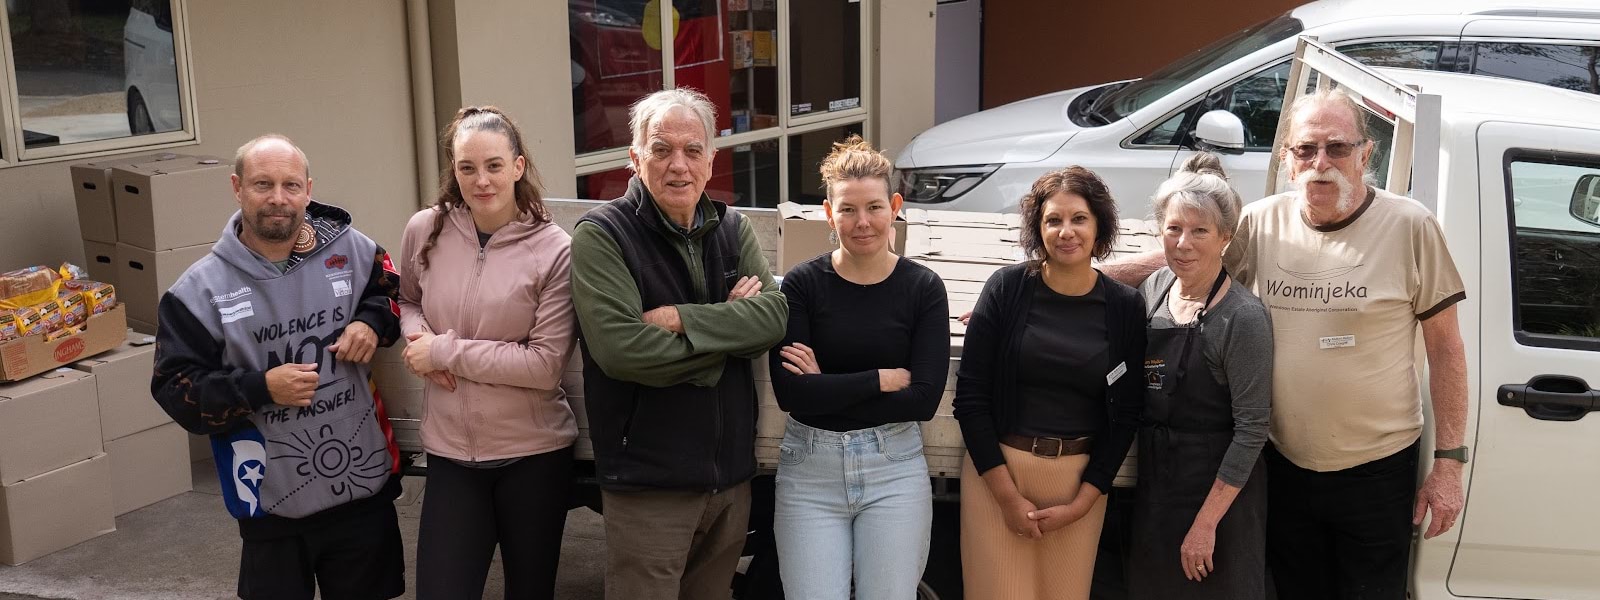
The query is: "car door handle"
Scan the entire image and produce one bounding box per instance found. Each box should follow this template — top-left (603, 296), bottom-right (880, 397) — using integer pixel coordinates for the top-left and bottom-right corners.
top-left (1498, 375), bottom-right (1597, 422)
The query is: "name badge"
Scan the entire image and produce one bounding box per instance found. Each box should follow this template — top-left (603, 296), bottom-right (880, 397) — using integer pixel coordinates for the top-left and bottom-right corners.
top-left (1319, 335), bottom-right (1356, 350)
top-left (1107, 361), bottom-right (1127, 385)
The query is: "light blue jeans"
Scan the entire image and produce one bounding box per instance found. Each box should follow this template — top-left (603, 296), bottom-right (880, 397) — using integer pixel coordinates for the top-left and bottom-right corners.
top-left (774, 417), bottom-right (933, 600)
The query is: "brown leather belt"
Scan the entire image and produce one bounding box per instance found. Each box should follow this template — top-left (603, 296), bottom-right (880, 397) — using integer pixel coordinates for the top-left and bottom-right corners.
top-left (999, 434), bottom-right (1093, 458)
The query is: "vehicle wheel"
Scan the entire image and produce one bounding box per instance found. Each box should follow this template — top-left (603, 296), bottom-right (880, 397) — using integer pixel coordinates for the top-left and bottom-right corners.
top-left (128, 91), bottom-right (154, 134)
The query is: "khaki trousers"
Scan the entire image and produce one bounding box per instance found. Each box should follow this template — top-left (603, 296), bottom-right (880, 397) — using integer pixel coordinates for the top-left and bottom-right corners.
top-left (960, 446), bottom-right (1108, 600)
top-left (601, 481), bottom-right (752, 600)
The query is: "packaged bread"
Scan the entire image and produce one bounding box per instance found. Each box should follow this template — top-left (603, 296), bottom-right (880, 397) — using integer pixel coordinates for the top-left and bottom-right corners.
top-left (63, 280), bottom-right (116, 314)
top-left (16, 302), bottom-right (62, 337)
top-left (57, 289), bottom-right (88, 328)
top-left (0, 266), bottom-right (61, 310)
top-left (0, 310), bottom-right (17, 342)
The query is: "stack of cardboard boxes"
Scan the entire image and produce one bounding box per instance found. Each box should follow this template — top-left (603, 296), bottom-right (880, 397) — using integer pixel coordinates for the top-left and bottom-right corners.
top-left (78, 333), bottom-right (192, 517)
top-left (0, 369), bottom-right (111, 565)
top-left (71, 154), bottom-right (235, 334)
top-left (0, 331), bottom-right (193, 565)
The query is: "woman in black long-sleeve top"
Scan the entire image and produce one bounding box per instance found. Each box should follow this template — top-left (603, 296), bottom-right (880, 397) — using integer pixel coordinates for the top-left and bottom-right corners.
top-left (768, 135), bottom-right (951, 599)
top-left (953, 166), bottom-right (1146, 600)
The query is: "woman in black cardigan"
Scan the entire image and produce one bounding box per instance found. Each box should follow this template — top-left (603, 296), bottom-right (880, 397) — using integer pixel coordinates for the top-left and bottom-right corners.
top-left (953, 166), bottom-right (1146, 600)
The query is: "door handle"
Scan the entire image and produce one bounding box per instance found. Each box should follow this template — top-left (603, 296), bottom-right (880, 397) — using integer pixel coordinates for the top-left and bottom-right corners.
top-left (1498, 375), bottom-right (1597, 422)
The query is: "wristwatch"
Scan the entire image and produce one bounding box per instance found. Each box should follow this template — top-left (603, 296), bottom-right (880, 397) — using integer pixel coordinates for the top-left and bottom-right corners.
top-left (1434, 446), bottom-right (1469, 463)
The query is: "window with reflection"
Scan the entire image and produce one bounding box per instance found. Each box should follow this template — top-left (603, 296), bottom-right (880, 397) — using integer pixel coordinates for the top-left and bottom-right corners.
top-left (1473, 43), bottom-right (1600, 95)
top-left (787, 123), bottom-right (865, 204)
top-left (789, 0), bottom-right (861, 118)
top-left (8, 0), bottom-right (184, 149)
top-left (1507, 158), bottom-right (1600, 339)
top-left (1340, 41), bottom-right (1442, 70)
top-left (570, 0), bottom-right (664, 154)
top-left (707, 137), bottom-right (779, 207)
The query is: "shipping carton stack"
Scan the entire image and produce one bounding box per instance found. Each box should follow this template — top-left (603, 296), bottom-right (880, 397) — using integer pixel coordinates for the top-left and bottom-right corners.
top-left (0, 369), bottom-right (114, 565)
top-left (109, 156), bottom-right (233, 334)
top-left (74, 332), bottom-right (191, 516)
top-left (69, 153), bottom-right (189, 288)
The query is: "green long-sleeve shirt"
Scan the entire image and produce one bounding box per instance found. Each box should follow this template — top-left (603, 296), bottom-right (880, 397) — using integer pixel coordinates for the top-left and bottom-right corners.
top-left (571, 196), bottom-right (787, 388)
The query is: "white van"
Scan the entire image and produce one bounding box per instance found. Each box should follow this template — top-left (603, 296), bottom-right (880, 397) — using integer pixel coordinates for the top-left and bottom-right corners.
top-left (893, 0), bottom-right (1600, 216)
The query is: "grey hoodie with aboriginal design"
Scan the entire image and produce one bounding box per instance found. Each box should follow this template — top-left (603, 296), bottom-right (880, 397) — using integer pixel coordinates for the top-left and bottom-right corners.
top-left (151, 201), bottom-right (403, 533)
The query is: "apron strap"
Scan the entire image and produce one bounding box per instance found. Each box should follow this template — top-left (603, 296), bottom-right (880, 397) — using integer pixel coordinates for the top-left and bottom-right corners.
top-left (1172, 268), bottom-right (1228, 384)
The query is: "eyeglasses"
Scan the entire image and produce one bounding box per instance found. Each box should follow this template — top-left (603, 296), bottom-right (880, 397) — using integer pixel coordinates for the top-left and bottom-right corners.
top-left (1287, 140), bottom-right (1366, 160)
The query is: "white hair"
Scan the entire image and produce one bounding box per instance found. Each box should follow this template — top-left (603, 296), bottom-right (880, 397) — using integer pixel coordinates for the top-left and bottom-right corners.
top-left (627, 88), bottom-right (717, 169)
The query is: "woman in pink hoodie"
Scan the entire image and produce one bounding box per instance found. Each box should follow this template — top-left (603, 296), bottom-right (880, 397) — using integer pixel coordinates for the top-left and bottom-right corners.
top-left (398, 106), bottom-right (578, 600)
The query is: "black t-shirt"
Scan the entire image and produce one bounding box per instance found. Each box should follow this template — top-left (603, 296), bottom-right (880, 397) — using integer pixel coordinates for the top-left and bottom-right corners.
top-left (769, 254), bottom-right (951, 432)
top-left (1014, 278), bottom-right (1108, 438)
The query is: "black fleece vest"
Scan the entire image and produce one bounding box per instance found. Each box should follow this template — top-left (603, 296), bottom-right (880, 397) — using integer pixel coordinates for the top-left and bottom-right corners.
top-left (577, 180), bottom-right (756, 492)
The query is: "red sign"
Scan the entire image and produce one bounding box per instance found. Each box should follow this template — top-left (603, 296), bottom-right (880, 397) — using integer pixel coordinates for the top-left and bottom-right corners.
top-left (54, 338), bottom-right (86, 363)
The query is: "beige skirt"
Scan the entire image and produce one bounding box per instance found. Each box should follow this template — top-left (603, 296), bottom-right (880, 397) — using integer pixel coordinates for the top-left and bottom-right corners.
top-left (960, 445), bottom-right (1108, 600)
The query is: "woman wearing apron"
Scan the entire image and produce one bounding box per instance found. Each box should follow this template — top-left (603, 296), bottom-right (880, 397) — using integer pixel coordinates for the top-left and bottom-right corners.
top-left (1129, 153), bottom-right (1274, 600)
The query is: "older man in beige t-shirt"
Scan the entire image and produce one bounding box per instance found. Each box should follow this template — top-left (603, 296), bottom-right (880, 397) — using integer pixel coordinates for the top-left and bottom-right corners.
top-left (1109, 89), bottom-right (1468, 600)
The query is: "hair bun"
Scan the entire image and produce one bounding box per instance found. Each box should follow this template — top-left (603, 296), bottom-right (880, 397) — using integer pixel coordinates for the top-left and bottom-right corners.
top-left (1178, 151), bottom-right (1228, 179)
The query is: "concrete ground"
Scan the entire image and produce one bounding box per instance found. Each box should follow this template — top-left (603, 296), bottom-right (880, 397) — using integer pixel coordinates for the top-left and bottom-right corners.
top-left (0, 461), bottom-right (608, 600)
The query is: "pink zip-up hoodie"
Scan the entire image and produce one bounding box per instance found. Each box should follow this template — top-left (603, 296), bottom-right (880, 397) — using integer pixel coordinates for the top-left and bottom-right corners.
top-left (398, 206), bottom-right (578, 462)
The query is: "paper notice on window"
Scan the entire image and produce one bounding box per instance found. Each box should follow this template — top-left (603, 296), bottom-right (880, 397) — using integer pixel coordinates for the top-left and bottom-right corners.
top-left (828, 97), bottom-right (861, 111)
top-left (791, 103), bottom-right (813, 115)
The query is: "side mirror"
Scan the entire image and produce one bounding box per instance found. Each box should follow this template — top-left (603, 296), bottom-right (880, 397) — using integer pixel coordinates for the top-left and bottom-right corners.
top-left (1571, 174), bottom-right (1600, 227)
top-left (1193, 110), bottom-right (1246, 155)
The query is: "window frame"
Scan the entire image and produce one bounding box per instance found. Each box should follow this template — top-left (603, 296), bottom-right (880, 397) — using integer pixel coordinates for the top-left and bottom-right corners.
top-left (572, 0), bottom-right (873, 206)
top-left (0, 0), bottom-right (199, 168)
top-left (1503, 147), bottom-right (1600, 352)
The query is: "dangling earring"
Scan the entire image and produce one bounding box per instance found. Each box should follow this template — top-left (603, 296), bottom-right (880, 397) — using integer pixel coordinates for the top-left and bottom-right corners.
top-left (828, 229), bottom-right (839, 245)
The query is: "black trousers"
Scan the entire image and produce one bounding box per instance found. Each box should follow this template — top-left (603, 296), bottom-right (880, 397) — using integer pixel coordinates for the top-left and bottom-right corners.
top-left (238, 499), bottom-right (405, 600)
top-left (416, 445), bottom-right (574, 600)
top-left (1265, 441), bottom-right (1419, 600)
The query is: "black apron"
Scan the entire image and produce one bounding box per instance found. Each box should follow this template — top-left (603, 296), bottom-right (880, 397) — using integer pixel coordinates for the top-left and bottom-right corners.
top-left (1127, 271), bottom-right (1267, 600)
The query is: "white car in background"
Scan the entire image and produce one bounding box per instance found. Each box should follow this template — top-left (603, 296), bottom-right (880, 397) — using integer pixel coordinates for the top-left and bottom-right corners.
top-left (894, 0), bottom-right (1600, 217)
top-left (124, 0), bottom-right (182, 135)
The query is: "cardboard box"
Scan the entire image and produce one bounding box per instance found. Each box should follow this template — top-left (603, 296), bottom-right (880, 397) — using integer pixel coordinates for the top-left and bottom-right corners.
top-left (0, 305), bottom-right (128, 382)
top-left (753, 30), bottom-right (775, 67)
top-left (74, 331), bottom-right (166, 441)
top-left (112, 156), bottom-right (233, 251)
top-left (776, 202), bottom-right (906, 274)
top-left (0, 453), bottom-right (114, 565)
top-left (105, 423), bottom-right (191, 516)
top-left (116, 242), bottom-right (213, 325)
top-left (69, 153), bottom-right (187, 243)
top-left (0, 369), bottom-right (102, 485)
top-left (81, 239), bottom-right (118, 288)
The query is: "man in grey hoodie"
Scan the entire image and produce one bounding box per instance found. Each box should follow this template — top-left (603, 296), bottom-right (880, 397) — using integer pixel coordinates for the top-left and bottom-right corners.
top-left (150, 135), bottom-right (405, 600)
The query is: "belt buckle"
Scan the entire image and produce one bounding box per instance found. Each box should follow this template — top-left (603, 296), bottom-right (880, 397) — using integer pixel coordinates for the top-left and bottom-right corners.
top-left (1031, 436), bottom-right (1064, 458)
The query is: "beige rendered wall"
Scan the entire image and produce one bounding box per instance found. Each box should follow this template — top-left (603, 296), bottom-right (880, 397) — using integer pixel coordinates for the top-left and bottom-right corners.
top-left (428, 0), bottom-right (578, 199)
top-left (875, 0), bottom-right (937, 160)
top-left (0, 0), bottom-right (419, 269)
top-left (981, 0), bottom-right (1304, 109)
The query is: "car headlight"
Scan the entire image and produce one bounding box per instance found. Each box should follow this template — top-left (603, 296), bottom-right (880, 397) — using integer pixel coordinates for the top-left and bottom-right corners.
top-left (895, 165), bottom-right (1001, 204)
